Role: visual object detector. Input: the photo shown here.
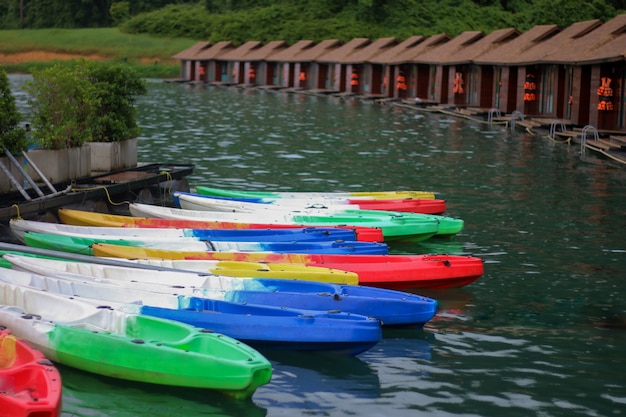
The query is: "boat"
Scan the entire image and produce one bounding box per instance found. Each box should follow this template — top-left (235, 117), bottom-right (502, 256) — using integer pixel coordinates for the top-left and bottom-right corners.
top-left (0, 326), bottom-right (63, 417)
top-left (91, 243), bottom-right (485, 290)
top-left (129, 203), bottom-right (441, 242)
top-left (171, 193), bottom-right (463, 239)
top-left (21, 231), bottom-right (390, 255)
top-left (0, 266), bottom-right (382, 355)
top-left (9, 218), bottom-right (361, 243)
top-left (3, 254), bottom-right (438, 327)
top-left (196, 185), bottom-right (437, 200)
top-left (57, 208), bottom-right (386, 243)
top-left (0, 163), bottom-right (194, 224)
top-left (0, 277), bottom-right (272, 400)
top-left (0, 248), bottom-right (359, 285)
top-left (185, 193), bottom-right (446, 215)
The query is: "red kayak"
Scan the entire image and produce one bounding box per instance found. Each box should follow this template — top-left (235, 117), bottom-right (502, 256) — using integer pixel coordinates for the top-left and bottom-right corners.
top-left (58, 208), bottom-right (385, 242)
top-left (0, 327), bottom-right (63, 417)
top-left (91, 243), bottom-right (485, 290)
top-left (336, 198), bottom-right (446, 214)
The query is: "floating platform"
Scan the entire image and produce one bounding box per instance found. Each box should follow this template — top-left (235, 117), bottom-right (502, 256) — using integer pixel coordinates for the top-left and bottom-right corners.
top-left (0, 163), bottom-right (194, 230)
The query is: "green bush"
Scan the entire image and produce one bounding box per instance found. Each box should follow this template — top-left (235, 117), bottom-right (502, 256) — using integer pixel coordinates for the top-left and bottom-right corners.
top-left (0, 65), bottom-right (28, 154)
top-left (25, 62), bottom-right (98, 150)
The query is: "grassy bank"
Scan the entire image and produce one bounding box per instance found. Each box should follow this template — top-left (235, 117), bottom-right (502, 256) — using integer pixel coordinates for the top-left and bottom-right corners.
top-left (0, 28), bottom-right (198, 78)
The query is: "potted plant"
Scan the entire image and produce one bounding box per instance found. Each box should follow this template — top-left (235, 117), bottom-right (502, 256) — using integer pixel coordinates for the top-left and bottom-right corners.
top-left (85, 60), bottom-right (147, 172)
top-left (0, 65), bottom-right (29, 193)
top-left (24, 61), bottom-right (97, 183)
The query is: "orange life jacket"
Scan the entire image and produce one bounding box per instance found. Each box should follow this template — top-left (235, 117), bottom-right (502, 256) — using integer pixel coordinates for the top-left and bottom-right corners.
top-left (453, 72), bottom-right (464, 94)
top-left (249, 67), bottom-right (256, 79)
top-left (396, 75), bottom-right (407, 91)
top-left (299, 71), bottom-right (306, 81)
top-left (524, 74), bottom-right (536, 101)
top-left (351, 72), bottom-right (359, 86)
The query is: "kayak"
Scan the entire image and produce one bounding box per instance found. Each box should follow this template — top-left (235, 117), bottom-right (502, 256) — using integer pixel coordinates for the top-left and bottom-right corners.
top-left (10, 218), bottom-right (360, 244)
top-left (22, 231), bottom-right (390, 255)
top-left (129, 203), bottom-right (440, 243)
top-left (57, 208), bottom-right (385, 243)
top-left (0, 326), bottom-right (63, 417)
top-left (196, 185), bottom-right (437, 200)
top-left (185, 193), bottom-right (446, 215)
top-left (91, 243), bottom-right (485, 290)
top-left (0, 277), bottom-right (272, 399)
top-left (4, 254), bottom-right (438, 327)
top-left (172, 193), bottom-right (463, 239)
top-left (1, 266), bottom-right (382, 355)
top-left (0, 248), bottom-right (359, 285)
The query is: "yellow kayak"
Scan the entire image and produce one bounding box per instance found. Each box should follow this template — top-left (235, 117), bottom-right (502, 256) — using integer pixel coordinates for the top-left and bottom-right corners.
top-left (91, 244), bottom-right (358, 284)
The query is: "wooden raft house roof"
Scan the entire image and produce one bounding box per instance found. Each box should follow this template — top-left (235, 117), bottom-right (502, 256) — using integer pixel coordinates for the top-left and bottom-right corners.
top-left (392, 34), bottom-right (451, 64)
top-left (542, 14), bottom-right (626, 64)
top-left (343, 37), bottom-right (399, 64)
top-left (193, 41), bottom-right (237, 60)
top-left (441, 28), bottom-right (520, 65)
top-left (244, 40), bottom-right (289, 61)
top-left (266, 40), bottom-right (317, 62)
top-left (369, 36), bottom-right (425, 64)
top-left (172, 41), bottom-right (212, 60)
top-left (316, 38), bottom-right (371, 63)
top-left (294, 39), bottom-right (343, 62)
top-left (219, 41), bottom-right (264, 61)
top-left (413, 31), bottom-right (485, 64)
top-left (473, 24), bottom-right (560, 65)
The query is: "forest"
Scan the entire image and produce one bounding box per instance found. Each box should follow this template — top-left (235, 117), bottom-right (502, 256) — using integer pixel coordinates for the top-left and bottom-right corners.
top-left (0, 0), bottom-right (624, 43)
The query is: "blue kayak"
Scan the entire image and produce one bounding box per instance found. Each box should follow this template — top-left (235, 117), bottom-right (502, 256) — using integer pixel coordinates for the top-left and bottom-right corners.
top-left (22, 232), bottom-right (390, 255)
top-left (1, 268), bottom-right (382, 355)
top-left (198, 278), bottom-right (438, 327)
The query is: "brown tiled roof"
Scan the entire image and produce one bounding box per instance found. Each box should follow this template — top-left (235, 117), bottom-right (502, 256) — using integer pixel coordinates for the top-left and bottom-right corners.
top-left (172, 41), bottom-right (211, 60)
top-left (193, 41), bottom-right (237, 60)
top-left (219, 41), bottom-right (264, 61)
top-left (341, 37), bottom-right (399, 63)
top-left (244, 40), bottom-right (289, 61)
top-left (369, 36), bottom-right (425, 64)
top-left (390, 34), bottom-right (451, 64)
top-left (474, 24), bottom-right (560, 65)
top-left (296, 39), bottom-right (343, 61)
top-left (511, 19), bottom-right (603, 65)
top-left (542, 14), bottom-right (626, 64)
top-left (266, 40), bottom-right (317, 62)
top-left (442, 28), bottom-right (520, 65)
top-left (316, 38), bottom-right (371, 63)
top-left (413, 31), bottom-right (484, 64)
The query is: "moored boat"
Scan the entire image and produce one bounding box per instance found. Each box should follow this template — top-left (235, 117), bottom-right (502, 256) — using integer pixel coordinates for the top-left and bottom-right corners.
top-left (172, 193), bottom-right (463, 239)
top-left (0, 326), bottom-right (63, 417)
top-left (129, 203), bottom-right (440, 242)
top-left (196, 185), bottom-right (437, 200)
top-left (91, 243), bottom-right (485, 290)
top-left (21, 231), bottom-right (390, 255)
top-left (182, 192), bottom-right (446, 214)
top-left (3, 254), bottom-right (438, 327)
top-left (57, 208), bottom-right (385, 243)
top-left (9, 218), bottom-right (360, 244)
top-left (0, 266), bottom-right (382, 355)
top-left (0, 277), bottom-right (272, 399)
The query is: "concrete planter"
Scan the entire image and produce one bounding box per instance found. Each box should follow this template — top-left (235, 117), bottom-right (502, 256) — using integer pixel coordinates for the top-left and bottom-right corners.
top-left (89, 138), bottom-right (138, 173)
top-left (26, 145), bottom-right (91, 185)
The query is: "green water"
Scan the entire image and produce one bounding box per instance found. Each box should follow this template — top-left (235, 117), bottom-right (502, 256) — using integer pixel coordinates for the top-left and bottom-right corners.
top-left (9, 77), bottom-right (626, 417)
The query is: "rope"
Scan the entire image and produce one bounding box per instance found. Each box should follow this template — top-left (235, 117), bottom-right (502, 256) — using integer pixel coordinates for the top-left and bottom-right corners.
top-left (11, 204), bottom-right (22, 220)
top-left (159, 170), bottom-right (174, 196)
top-left (71, 185), bottom-right (130, 206)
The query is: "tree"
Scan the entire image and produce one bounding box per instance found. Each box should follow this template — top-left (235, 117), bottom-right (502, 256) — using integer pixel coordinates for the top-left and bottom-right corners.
top-left (25, 61), bottom-right (98, 150)
top-left (0, 65), bottom-right (28, 154)
top-left (85, 60), bottom-right (147, 142)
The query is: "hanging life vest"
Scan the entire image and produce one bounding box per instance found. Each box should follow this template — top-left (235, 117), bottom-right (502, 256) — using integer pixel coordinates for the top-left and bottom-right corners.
top-left (351, 71), bottom-right (359, 86)
top-left (299, 71), bottom-right (307, 81)
top-left (453, 72), bottom-right (464, 94)
top-left (524, 74), bottom-right (536, 102)
top-left (396, 74), bottom-right (407, 91)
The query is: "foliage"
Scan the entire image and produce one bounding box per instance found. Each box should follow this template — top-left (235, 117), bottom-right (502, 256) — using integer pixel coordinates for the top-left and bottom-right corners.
top-left (84, 60), bottom-right (147, 142)
top-left (24, 62), bottom-right (98, 150)
top-left (23, 59), bottom-right (148, 149)
top-left (0, 65), bottom-right (27, 154)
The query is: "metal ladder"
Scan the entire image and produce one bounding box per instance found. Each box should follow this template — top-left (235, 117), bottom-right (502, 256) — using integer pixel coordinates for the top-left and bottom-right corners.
top-left (487, 108), bottom-right (501, 125)
top-left (549, 120), bottom-right (566, 139)
top-left (0, 149), bottom-right (61, 201)
top-left (509, 110), bottom-right (524, 131)
top-left (580, 125), bottom-right (599, 156)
